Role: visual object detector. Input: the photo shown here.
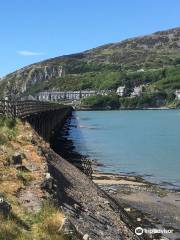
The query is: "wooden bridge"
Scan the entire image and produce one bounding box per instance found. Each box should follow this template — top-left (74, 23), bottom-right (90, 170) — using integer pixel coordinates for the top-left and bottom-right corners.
top-left (0, 99), bottom-right (71, 141)
top-left (0, 99), bottom-right (66, 118)
top-left (0, 99), bottom-right (92, 177)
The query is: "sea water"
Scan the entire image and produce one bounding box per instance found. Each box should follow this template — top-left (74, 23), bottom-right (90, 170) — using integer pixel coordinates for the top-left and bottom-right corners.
top-left (68, 110), bottom-right (180, 189)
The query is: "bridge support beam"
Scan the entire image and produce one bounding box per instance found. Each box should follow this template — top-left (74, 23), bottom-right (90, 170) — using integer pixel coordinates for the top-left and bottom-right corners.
top-left (26, 107), bottom-right (73, 141)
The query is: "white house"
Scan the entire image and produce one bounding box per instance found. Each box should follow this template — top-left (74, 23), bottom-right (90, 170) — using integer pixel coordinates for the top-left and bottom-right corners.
top-left (116, 86), bottom-right (126, 97)
top-left (137, 68), bottom-right (145, 73)
top-left (175, 90), bottom-right (180, 100)
top-left (131, 86), bottom-right (143, 97)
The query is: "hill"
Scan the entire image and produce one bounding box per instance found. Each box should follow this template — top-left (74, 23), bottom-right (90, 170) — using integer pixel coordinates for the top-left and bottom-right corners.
top-left (1, 27), bottom-right (180, 97)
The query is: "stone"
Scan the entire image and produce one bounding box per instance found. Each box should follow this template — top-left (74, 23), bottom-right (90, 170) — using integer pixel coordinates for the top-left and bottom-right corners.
top-left (0, 198), bottom-right (11, 217)
top-left (37, 147), bottom-right (44, 156)
top-left (41, 177), bottom-right (54, 192)
top-left (83, 234), bottom-right (90, 240)
top-left (10, 152), bottom-right (23, 165)
top-left (137, 217), bottom-right (141, 222)
top-left (124, 207), bottom-right (131, 212)
top-left (45, 172), bottom-right (51, 179)
top-left (16, 165), bottom-right (30, 172)
top-left (31, 138), bottom-right (36, 145)
top-left (74, 203), bottom-right (80, 210)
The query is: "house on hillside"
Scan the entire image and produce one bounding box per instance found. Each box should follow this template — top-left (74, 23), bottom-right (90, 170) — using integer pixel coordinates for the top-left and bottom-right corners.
top-left (175, 90), bottom-right (180, 100)
top-left (36, 90), bottom-right (98, 102)
top-left (116, 86), bottom-right (126, 97)
top-left (137, 68), bottom-right (145, 73)
top-left (131, 85), bottom-right (143, 97)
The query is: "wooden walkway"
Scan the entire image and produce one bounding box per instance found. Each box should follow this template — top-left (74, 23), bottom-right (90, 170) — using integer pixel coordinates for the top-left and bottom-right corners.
top-left (0, 100), bottom-right (65, 118)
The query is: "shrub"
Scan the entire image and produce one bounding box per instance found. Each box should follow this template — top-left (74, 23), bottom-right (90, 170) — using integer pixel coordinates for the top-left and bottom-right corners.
top-left (0, 117), bottom-right (17, 145)
top-left (82, 94), bottom-right (119, 108)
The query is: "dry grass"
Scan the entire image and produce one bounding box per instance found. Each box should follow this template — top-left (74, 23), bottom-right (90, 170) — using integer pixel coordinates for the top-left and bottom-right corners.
top-left (0, 201), bottom-right (70, 240)
top-left (0, 117), bottom-right (70, 240)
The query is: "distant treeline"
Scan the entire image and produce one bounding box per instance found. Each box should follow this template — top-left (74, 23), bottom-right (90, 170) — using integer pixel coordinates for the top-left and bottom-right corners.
top-left (81, 92), bottom-right (180, 109)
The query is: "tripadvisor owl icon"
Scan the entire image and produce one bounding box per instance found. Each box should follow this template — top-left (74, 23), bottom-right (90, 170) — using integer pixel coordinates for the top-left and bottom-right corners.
top-left (135, 227), bottom-right (144, 236)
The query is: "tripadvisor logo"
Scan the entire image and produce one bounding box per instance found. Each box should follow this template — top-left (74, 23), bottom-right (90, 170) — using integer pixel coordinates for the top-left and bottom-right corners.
top-left (135, 226), bottom-right (173, 236)
top-left (135, 227), bottom-right (143, 236)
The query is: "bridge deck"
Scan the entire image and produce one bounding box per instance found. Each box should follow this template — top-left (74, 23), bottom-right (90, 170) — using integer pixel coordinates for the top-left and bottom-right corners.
top-left (0, 100), bottom-right (66, 118)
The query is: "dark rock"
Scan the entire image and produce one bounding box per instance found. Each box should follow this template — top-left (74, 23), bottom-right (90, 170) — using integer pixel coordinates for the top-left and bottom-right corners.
top-left (37, 146), bottom-right (44, 156)
top-left (41, 177), bottom-right (55, 192)
top-left (10, 152), bottom-right (23, 165)
top-left (31, 138), bottom-right (37, 145)
top-left (0, 197), bottom-right (11, 217)
top-left (16, 165), bottom-right (31, 172)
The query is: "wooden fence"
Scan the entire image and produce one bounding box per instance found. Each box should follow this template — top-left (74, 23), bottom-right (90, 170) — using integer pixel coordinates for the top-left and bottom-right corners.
top-left (0, 100), bottom-right (65, 118)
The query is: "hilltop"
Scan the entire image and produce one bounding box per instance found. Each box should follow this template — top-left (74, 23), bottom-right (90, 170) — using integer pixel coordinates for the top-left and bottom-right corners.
top-left (1, 27), bottom-right (180, 97)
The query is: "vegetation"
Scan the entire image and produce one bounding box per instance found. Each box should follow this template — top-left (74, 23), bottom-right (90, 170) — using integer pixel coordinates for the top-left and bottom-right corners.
top-left (0, 117), bottom-right (17, 145)
top-left (0, 201), bottom-right (70, 240)
top-left (0, 118), bottom-right (70, 240)
top-left (82, 94), bottom-right (119, 109)
top-left (81, 92), bottom-right (179, 109)
top-left (1, 27), bottom-right (180, 108)
top-left (119, 93), bottom-right (167, 108)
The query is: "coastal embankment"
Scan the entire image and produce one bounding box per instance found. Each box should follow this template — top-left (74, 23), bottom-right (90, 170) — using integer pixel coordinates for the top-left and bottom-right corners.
top-left (1, 106), bottom-right (179, 239)
top-left (0, 108), bottom-right (147, 240)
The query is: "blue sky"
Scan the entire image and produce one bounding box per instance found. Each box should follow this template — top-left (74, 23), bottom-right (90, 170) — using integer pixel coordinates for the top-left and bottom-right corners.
top-left (0, 0), bottom-right (180, 77)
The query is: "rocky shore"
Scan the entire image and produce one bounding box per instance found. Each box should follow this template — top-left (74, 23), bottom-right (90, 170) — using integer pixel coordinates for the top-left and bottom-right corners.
top-left (93, 172), bottom-right (180, 240)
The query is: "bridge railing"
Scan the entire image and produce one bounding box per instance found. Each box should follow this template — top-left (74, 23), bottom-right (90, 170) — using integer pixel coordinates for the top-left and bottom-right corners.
top-left (0, 100), bottom-right (65, 118)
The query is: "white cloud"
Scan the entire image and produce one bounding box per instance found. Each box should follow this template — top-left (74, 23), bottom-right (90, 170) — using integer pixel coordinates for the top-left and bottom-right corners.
top-left (17, 50), bottom-right (44, 56)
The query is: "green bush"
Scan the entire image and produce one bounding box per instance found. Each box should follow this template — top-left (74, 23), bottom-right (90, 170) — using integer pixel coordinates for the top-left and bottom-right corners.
top-left (0, 117), bottom-right (16, 129)
top-left (82, 94), bottom-right (119, 108)
top-left (0, 117), bottom-right (17, 145)
top-left (119, 93), bottom-right (167, 108)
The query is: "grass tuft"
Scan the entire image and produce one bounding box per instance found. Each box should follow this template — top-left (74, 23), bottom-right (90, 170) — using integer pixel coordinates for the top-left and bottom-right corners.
top-left (0, 117), bottom-right (17, 145)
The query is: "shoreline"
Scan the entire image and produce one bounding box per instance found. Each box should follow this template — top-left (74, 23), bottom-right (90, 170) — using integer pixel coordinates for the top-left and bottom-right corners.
top-left (92, 171), bottom-right (180, 239)
top-left (54, 115), bottom-right (180, 239)
top-left (92, 169), bottom-right (180, 191)
top-left (76, 106), bottom-right (177, 111)
top-left (92, 170), bottom-right (180, 194)
top-left (91, 156), bottom-right (180, 191)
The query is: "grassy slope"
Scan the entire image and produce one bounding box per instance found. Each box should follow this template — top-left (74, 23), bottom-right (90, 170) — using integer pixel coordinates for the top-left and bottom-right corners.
top-left (1, 27), bottom-right (180, 97)
top-left (0, 117), bottom-right (70, 240)
top-left (24, 64), bottom-right (180, 97)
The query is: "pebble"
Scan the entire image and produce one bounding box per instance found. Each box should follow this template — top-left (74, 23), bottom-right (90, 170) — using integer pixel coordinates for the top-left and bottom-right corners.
top-left (45, 173), bottom-right (51, 179)
top-left (83, 233), bottom-right (90, 240)
top-left (74, 203), bottom-right (80, 209)
top-left (124, 207), bottom-right (131, 212)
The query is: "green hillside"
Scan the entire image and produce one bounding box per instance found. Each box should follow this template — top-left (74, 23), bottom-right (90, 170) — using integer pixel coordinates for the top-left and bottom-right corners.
top-left (1, 27), bottom-right (180, 99)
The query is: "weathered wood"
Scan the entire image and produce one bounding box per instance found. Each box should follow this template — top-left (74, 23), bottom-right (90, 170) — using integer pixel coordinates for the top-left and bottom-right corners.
top-left (0, 100), bottom-right (66, 118)
top-left (0, 100), bottom-right (92, 177)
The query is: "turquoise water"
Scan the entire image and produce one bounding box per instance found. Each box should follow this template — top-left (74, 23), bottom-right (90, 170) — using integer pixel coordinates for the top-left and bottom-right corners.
top-left (68, 110), bottom-right (180, 189)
